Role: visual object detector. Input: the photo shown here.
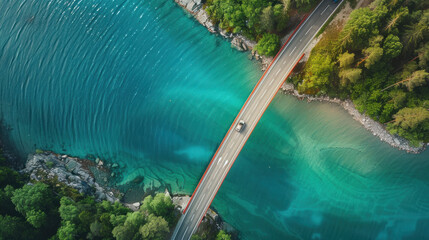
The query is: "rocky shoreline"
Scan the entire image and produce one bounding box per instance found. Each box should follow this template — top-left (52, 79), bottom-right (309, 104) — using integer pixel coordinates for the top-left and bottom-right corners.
top-left (175, 0), bottom-right (274, 70)
top-left (21, 151), bottom-right (235, 236)
top-left (281, 83), bottom-right (428, 153)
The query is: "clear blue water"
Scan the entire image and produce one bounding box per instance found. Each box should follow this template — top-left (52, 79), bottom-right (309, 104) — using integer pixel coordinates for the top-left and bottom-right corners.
top-left (1, 0), bottom-right (429, 239)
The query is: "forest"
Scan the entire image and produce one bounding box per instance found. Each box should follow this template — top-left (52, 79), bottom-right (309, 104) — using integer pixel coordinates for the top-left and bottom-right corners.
top-left (204, 0), bottom-right (318, 56)
top-left (294, 0), bottom-right (428, 145)
top-left (0, 151), bottom-right (231, 240)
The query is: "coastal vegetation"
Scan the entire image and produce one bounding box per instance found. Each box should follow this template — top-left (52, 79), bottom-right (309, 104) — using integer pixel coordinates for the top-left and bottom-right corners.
top-left (0, 150), bottom-right (233, 240)
top-left (295, 0), bottom-right (428, 145)
top-left (204, 0), bottom-right (317, 56)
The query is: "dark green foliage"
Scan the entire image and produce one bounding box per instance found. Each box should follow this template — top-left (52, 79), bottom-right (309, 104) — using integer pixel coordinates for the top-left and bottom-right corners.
top-left (205, 0), bottom-right (313, 56)
top-left (139, 214), bottom-right (169, 240)
top-left (11, 182), bottom-right (57, 229)
top-left (140, 193), bottom-right (175, 225)
top-left (0, 166), bottom-right (24, 188)
top-left (254, 33), bottom-right (280, 56)
top-left (383, 34), bottom-right (403, 59)
top-left (298, 0), bottom-right (429, 144)
top-left (388, 107), bottom-right (429, 144)
top-left (0, 215), bottom-right (34, 240)
top-left (216, 230), bottom-right (232, 240)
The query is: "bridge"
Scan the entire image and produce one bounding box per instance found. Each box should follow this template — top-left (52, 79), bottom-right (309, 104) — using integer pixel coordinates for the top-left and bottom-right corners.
top-left (171, 0), bottom-right (343, 239)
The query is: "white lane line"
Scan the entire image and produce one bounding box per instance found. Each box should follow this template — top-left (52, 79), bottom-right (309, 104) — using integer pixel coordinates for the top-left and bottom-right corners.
top-left (283, 60), bottom-right (287, 65)
top-left (305, 26), bottom-right (313, 35)
top-left (321, 5), bottom-right (329, 15)
top-left (215, 157), bottom-right (222, 165)
top-left (223, 160), bottom-right (229, 167)
top-left (181, 226), bottom-right (189, 240)
top-left (196, 194), bottom-right (205, 209)
top-left (289, 46), bottom-right (296, 56)
top-left (191, 214), bottom-right (195, 221)
top-left (263, 89), bottom-right (267, 95)
top-left (275, 69), bottom-right (281, 76)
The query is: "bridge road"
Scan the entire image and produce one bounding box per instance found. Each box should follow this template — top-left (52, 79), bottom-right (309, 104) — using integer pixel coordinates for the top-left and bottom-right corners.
top-left (171, 0), bottom-right (343, 239)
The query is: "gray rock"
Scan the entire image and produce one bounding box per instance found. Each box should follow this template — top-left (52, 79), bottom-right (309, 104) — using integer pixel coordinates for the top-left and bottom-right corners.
top-left (22, 153), bottom-right (119, 202)
top-left (231, 37), bottom-right (245, 51)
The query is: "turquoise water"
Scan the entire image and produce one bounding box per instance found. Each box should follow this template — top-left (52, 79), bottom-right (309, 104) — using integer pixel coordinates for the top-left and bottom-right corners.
top-left (1, 0), bottom-right (429, 239)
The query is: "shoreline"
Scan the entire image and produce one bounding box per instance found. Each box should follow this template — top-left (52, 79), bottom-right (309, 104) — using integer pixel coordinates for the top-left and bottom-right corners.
top-left (174, 0), bottom-right (427, 154)
top-left (20, 151), bottom-right (236, 237)
top-left (281, 83), bottom-right (428, 153)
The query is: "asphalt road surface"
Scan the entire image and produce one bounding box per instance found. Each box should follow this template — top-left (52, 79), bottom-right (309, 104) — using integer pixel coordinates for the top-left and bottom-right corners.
top-left (171, 1), bottom-right (343, 239)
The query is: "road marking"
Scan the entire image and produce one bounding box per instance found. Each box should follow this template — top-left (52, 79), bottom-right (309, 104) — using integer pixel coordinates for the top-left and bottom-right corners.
top-left (263, 89), bottom-right (267, 95)
top-left (305, 26), bottom-right (312, 35)
top-left (196, 194), bottom-right (205, 209)
top-left (215, 157), bottom-right (222, 165)
top-left (289, 47), bottom-right (296, 56)
top-left (283, 60), bottom-right (287, 64)
top-left (223, 160), bottom-right (229, 167)
top-left (191, 214), bottom-right (195, 221)
top-left (275, 69), bottom-right (281, 76)
top-left (321, 5), bottom-right (329, 15)
top-left (181, 226), bottom-right (189, 240)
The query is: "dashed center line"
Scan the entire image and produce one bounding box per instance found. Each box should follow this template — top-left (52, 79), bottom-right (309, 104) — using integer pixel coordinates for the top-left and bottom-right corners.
top-left (263, 89), bottom-right (267, 95)
top-left (275, 69), bottom-right (281, 76)
top-left (321, 5), bottom-right (329, 15)
top-left (181, 226), bottom-right (189, 240)
top-left (305, 26), bottom-right (313, 35)
top-left (289, 46), bottom-right (297, 56)
top-left (223, 160), bottom-right (229, 167)
top-left (191, 214), bottom-right (195, 221)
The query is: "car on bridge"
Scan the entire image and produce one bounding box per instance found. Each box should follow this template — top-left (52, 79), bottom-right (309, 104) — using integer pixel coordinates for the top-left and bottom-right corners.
top-left (235, 120), bottom-right (245, 132)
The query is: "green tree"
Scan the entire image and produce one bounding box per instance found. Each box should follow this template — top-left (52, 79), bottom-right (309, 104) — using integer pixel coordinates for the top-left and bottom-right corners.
top-left (216, 230), bottom-right (232, 240)
top-left (0, 215), bottom-right (32, 240)
top-left (416, 42), bottom-right (429, 70)
top-left (383, 34), bottom-right (402, 59)
top-left (338, 8), bottom-right (381, 50)
top-left (388, 107), bottom-right (429, 143)
top-left (59, 197), bottom-right (79, 223)
top-left (57, 221), bottom-right (77, 240)
top-left (255, 33), bottom-right (280, 56)
top-left (404, 9), bottom-right (429, 49)
top-left (403, 70), bottom-right (429, 90)
top-left (11, 182), bottom-right (55, 228)
top-left (139, 214), bottom-right (169, 240)
top-left (338, 51), bottom-right (355, 68)
top-left (112, 211), bottom-right (146, 240)
top-left (141, 193), bottom-right (175, 224)
top-left (261, 5), bottom-right (275, 32)
top-left (299, 53), bottom-right (334, 94)
top-left (339, 68), bottom-right (362, 87)
top-left (26, 209), bottom-right (47, 228)
top-left (362, 45), bottom-right (384, 68)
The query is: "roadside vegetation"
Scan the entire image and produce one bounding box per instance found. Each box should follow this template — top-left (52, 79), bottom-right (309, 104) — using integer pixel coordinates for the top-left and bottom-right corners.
top-left (0, 150), bottom-right (233, 240)
top-left (294, 0), bottom-right (428, 145)
top-left (204, 0), bottom-right (319, 56)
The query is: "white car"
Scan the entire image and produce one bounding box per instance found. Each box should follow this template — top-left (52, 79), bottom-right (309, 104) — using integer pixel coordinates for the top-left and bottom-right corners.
top-left (235, 120), bottom-right (246, 132)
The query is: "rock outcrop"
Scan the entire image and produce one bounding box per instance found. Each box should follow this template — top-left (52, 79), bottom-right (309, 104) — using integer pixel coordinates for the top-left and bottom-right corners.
top-left (22, 152), bottom-right (118, 202)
